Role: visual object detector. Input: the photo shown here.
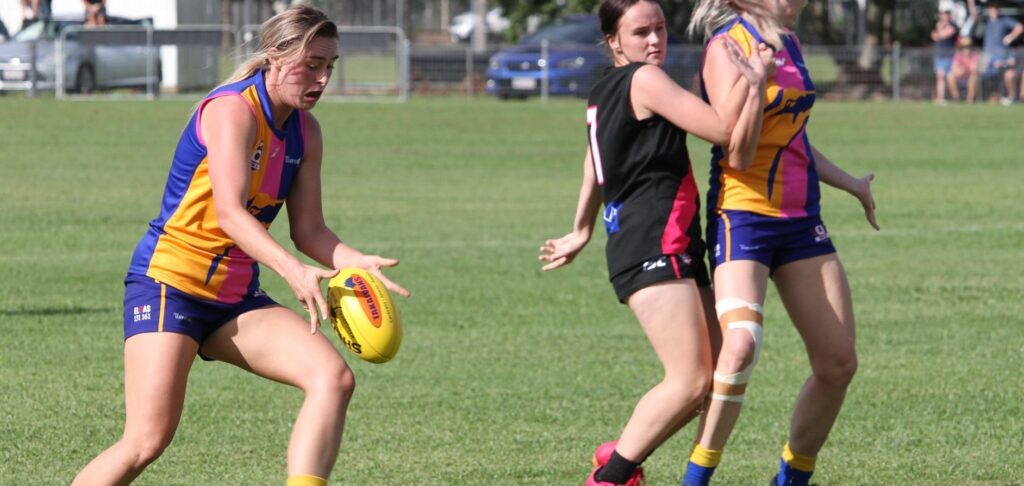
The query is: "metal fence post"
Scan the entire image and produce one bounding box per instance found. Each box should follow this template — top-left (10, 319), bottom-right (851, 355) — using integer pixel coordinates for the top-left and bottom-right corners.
top-left (541, 39), bottom-right (549, 103)
top-left (29, 40), bottom-right (37, 97)
top-left (892, 41), bottom-right (900, 103)
top-left (465, 46), bottom-right (473, 97)
top-left (55, 34), bottom-right (65, 99)
top-left (400, 38), bottom-right (411, 101)
top-left (146, 25), bottom-right (155, 99)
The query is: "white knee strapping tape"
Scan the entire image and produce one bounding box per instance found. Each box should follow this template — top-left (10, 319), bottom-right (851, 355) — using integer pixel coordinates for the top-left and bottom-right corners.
top-left (710, 298), bottom-right (765, 403)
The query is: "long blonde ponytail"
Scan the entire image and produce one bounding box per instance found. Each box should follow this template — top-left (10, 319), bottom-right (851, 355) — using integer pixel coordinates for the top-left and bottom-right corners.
top-left (218, 4), bottom-right (338, 88)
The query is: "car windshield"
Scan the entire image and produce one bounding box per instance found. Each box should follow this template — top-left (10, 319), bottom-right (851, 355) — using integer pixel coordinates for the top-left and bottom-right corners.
top-left (12, 21), bottom-right (45, 42)
top-left (11, 20), bottom-right (74, 42)
top-left (519, 19), bottom-right (601, 46)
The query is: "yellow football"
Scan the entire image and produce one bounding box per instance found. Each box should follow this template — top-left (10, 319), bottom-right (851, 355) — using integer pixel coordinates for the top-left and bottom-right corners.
top-left (327, 268), bottom-right (402, 364)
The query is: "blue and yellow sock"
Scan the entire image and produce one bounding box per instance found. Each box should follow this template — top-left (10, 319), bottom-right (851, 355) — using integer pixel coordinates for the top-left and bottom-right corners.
top-left (773, 442), bottom-right (815, 486)
top-left (285, 474), bottom-right (327, 486)
top-left (682, 443), bottom-right (722, 486)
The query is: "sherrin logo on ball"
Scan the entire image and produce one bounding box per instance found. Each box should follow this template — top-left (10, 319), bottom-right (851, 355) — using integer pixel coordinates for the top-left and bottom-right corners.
top-left (327, 268), bottom-right (402, 364)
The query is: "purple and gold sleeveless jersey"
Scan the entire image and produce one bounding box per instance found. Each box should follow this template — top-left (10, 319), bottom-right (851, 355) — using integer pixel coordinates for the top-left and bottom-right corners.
top-left (128, 70), bottom-right (307, 303)
top-left (702, 18), bottom-right (820, 219)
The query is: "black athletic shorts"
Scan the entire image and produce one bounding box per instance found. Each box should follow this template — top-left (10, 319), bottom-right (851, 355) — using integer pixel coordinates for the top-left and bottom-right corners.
top-left (610, 252), bottom-right (711, 303)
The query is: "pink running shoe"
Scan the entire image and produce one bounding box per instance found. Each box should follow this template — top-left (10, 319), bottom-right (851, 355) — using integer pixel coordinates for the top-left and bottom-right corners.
top-left (587, 441), bottom-right (645, 486)
top-left (592, 441), bottom-right (619, 468)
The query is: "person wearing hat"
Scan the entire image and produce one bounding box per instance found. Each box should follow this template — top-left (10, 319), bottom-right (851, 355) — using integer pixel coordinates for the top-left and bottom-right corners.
top-left (932, 5), bottom-right (959, 104)
top-left (948, 36), bottom-right (980, 102)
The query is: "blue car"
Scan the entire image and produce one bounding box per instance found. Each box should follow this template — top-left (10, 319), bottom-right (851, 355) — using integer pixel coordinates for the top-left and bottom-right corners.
top-left (485, 14), bottom-right (697, 100)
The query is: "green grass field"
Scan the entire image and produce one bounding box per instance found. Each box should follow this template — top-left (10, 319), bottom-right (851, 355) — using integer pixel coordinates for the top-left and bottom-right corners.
top-left (0, 97), bottom-right (1021, 485)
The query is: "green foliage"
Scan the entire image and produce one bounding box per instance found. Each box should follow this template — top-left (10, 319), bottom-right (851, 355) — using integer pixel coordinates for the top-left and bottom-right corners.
top-left (1, 98), bottom-right (1022, 484)
top-left (492, 0), bottom-right (945, 46)
top-left (494, 0), bottom-right (699, 41)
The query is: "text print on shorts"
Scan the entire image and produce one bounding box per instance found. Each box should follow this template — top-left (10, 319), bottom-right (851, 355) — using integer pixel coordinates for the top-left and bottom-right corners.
top-left (813, 224), bottom-right (830, 242)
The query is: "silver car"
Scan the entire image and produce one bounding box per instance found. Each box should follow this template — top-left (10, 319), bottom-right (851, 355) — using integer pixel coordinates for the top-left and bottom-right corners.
top-left (0, 15), bottom-right (160, 93)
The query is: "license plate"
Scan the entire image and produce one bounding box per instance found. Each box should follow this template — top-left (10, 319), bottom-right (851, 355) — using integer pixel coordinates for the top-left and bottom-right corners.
top-left (511, 77), bottom-right (536, 90)
top-left (2, 70), bottom-right (27, 81)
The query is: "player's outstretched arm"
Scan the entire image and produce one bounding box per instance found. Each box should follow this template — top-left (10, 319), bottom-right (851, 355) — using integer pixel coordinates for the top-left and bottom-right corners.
top-left (286, 113), bottom-right (410, 299)
top-left (812, 145), bottom-right (879, 230)
top-left (540, 147), bottom-right (601, 271)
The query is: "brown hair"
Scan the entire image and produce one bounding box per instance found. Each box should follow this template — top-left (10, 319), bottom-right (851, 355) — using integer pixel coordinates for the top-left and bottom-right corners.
top-left (219, 4), bottom-right (338, 88)
top-left (598, 0), bottom-right (661, 38)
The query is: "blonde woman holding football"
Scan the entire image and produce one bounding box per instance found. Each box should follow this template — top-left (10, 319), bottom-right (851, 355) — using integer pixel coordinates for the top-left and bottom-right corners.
top-left (72, 6), bottom-right (407, 486)
top-left (540, 0), bottom-right (772, 484)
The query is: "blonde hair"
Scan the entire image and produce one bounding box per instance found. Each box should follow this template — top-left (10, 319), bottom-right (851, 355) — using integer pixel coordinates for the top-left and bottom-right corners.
top-left (687, 0), bottom-right (785, 49)
top-left (219, 4), bottom-right (338, 88)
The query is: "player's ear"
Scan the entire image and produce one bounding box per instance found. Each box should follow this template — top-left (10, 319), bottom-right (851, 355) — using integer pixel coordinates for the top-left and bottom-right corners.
top-left (266, 47), bottom-right (281, 67)
top-left (607, 34), bottom-right (622, 54)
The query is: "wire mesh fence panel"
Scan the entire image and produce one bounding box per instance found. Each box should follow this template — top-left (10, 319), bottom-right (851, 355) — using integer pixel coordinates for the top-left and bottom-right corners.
top-left (239, 24), bottom-right (409, 102)
top-left (408, 45), bottom-right (498, 96)
top-left (54, 25), bottom-right (235, 100)
top-left (332, 27), bottom-right (408, 100)
top-left (31, 20), bottom-right (1023, 104)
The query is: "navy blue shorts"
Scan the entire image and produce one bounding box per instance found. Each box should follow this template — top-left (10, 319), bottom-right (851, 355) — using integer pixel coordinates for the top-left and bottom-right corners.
top-left (610, 252), bottom-right (711, 303)
top-left (123, 274), bottom-right (278, 345)
top-left (708, 210), bottom-right (836, 274)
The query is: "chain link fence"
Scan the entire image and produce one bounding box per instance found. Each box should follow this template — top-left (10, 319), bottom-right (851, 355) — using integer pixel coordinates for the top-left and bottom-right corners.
top-left (4, 26), bottom-right (1021, 103)
top-left (411, 42), bottom-right (1024, 103)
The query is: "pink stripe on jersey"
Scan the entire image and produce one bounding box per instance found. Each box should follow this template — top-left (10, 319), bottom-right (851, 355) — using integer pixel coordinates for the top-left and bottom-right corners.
top-left (216, 246), bottom-right (254, 302)
top-left (778, 135), bottom-right (810, 218)
top-left (661, 169), bottom-right (699, 255)
top-left (774, 49), bottom-right (804, 90)
top-left (259, 138), bottom-right (286, 198)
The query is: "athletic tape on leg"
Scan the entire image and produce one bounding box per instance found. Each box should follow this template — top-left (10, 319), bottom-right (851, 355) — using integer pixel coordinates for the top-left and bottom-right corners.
top-left (710, 298), bottom-right (764, 403)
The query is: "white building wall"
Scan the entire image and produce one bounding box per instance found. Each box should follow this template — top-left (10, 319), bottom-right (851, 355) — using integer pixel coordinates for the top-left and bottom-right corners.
top-left (0, 1), bottom-right (232, 90)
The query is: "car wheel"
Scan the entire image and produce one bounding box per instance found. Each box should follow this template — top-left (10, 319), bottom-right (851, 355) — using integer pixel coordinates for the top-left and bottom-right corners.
top-left (75, 64), bottom-right (96, 94)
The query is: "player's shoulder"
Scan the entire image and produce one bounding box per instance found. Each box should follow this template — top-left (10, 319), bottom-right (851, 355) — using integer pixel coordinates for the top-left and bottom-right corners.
top-left (303, 110), bottom-right (323, 132)
top-left (631, 63), bottom-right (673, 91)
top-left (203, 94), bottom-right (258, 126)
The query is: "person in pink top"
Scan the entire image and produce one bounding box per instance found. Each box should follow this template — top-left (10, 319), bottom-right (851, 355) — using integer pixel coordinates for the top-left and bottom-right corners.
top-left (948, 36), bottom-right (980, 102)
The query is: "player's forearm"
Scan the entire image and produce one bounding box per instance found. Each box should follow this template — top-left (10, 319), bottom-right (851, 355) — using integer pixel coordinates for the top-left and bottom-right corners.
top-left (725, 83), bottom-right (765, 170)
top-left (813, 146), bottom-right (858, 194)
top-left (713, 75), bottom-right (753, 144)
top-left (292, 224), bottom-right (364, 270)
top-left (219, 207), bottom-right (305, 277)
top-left (572, 155), bottom-right (602, 238)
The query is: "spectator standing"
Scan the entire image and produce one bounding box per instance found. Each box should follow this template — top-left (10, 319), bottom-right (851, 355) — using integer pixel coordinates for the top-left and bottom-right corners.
top-left (981, 2), bottom-right (1022, 105)
top-left (21, 0), bottom-right (51, 23)
top-left (83, 0), bottom-right (107, 26)
top-left (932, 6), bottom-right (959, 104)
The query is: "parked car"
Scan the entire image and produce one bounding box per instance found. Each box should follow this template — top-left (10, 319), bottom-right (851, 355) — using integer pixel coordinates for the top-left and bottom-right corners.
top-left (449, 7), bottom-right (510, 44)
top-left (485, 14), bottom-right (697, 100)
top-left (0, 15), bottom-right (160, 94)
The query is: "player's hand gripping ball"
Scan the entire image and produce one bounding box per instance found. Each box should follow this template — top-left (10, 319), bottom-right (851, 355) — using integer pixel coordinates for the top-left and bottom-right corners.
top-left (327, 268), bottom-right (402, 363)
